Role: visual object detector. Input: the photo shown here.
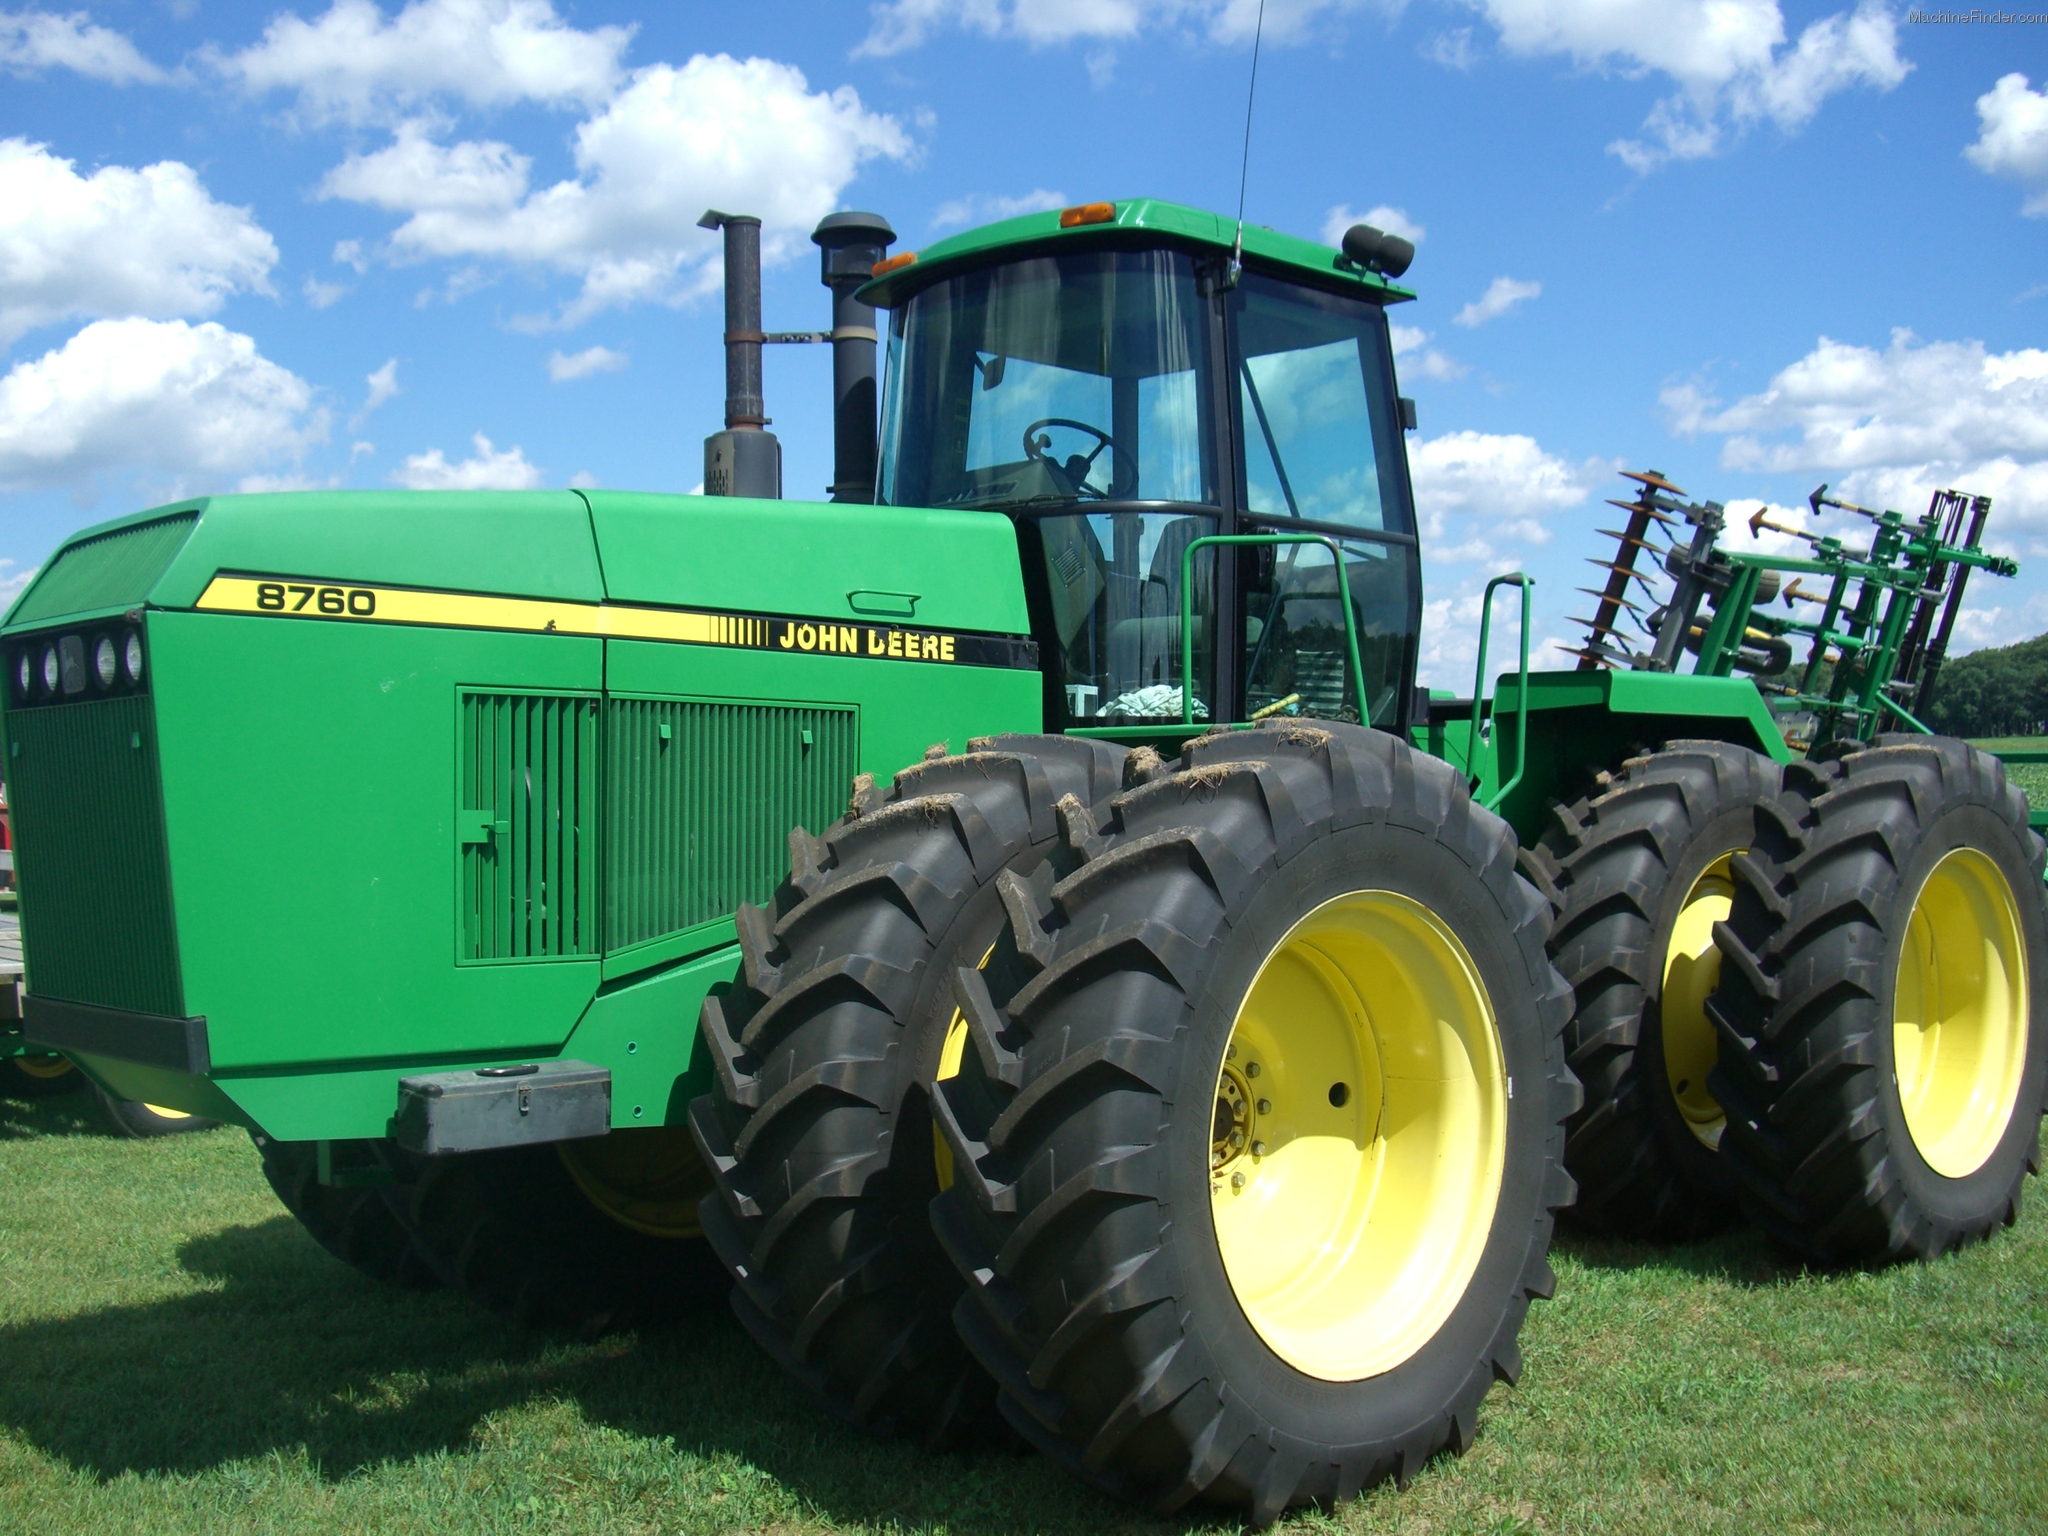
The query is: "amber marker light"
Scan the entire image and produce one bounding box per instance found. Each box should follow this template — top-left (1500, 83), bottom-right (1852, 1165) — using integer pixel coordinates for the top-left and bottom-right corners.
top-left (871, 250), bottom-right (918, 277)
top-left (1059, 202), bottom-right (1116, 228)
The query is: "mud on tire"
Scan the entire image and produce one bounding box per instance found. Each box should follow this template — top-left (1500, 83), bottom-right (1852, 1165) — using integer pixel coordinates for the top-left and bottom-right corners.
top-left (688, 735), bottom-right (1127, 1445)
top-left (1526, 739), bottom-right (1779, 1240)
top-left (929, 722), bottom-right (1578, 1525)
top-left (1708, 735), bottom-right (2048, 1264)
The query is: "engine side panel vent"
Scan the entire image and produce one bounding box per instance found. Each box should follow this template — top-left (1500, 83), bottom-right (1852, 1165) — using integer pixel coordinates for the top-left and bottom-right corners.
top-left (605, 697), bottom-right (857, 951)
top-left (459, 691), bottom-right (601, 963)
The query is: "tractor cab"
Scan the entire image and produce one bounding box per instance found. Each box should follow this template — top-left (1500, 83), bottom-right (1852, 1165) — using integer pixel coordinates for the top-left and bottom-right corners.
top-left (862, 200), bottom-right (1423, 736)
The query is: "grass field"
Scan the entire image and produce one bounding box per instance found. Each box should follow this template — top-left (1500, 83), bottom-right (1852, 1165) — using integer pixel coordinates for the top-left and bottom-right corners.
top-left (3, 1089), bottom-right (2045, 1536)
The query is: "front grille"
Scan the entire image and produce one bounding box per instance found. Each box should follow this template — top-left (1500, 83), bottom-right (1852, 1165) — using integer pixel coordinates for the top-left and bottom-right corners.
top-left (5, 695), bottom-right (182, 1015)
top-left (604, 698), bottom-right (858, 950)
top-left (459, 691), bottom-right (602, 962)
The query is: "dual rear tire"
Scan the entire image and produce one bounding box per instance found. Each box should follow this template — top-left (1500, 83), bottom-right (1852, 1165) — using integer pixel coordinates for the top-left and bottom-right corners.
top-left (1709, 735), bottom-right (2048, 1263)
top-left (694, 722), bottom-right (1579, 1523)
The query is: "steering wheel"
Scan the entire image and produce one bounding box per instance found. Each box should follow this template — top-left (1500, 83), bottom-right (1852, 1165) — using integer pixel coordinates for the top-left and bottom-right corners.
top-left (1023, 418), bottom-right (1138, 500)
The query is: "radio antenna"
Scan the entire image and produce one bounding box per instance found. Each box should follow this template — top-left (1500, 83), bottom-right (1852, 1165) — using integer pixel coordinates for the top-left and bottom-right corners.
top-left (1229, 0), bottom-right (1266, 287)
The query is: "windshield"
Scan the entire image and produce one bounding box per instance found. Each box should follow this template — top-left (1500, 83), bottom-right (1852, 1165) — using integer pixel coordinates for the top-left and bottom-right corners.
top-left (877, 250), bottom-right (1218, 511)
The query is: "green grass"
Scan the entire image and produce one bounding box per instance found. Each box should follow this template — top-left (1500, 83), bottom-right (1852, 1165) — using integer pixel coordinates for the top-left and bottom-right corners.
top-left (3, 1090), bottom-right (2045, 1536)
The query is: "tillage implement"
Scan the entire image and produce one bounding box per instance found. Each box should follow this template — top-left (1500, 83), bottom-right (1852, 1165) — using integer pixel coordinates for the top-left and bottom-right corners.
top-left (4, 198), bottom-right (2041, 1524)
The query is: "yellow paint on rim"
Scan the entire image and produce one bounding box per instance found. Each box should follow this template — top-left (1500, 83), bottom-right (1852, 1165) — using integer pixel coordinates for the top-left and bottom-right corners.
top-left (13, 1052), bottom-right (74, 1081)
top-left (1211, 889), bottom-right (1506, 1382)
top-left (141, 1104), bottom-right (193, 1120)
top-left (931, 943), bottom-right (993, 1194)
top-left (1662, 853), bottom-right (1735, 1148)
top-left (557, 1126), bottom-right (713, 1239)
top-left (1893, 847), bottom-right (2030, 1179)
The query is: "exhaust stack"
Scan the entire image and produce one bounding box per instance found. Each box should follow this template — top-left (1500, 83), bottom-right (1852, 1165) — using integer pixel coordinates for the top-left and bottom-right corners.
top-left (812, 212), bottom-right (896, 503)
top-left (699, 210), bottom-right (781, 499)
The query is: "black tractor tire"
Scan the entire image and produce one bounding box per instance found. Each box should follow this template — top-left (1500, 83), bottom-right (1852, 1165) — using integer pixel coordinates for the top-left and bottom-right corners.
top-left (1708, 736), bottom-right (2048, 1264)
top-left (688, 734), bottom-right (1128, 1446)
top-left (254, 1134), bottom-right (440, 1290)
top-left (929, 722), bottom-right (1578, 1525)
top-left (1, 1051), bottom-right (87, 1096)
top-left (96, 1088), bottom-right (217, 1138)
top-left (1526, 739), bottom-right (1780, 1240)
top-left (399, 1127), bottom-right (729, 1331)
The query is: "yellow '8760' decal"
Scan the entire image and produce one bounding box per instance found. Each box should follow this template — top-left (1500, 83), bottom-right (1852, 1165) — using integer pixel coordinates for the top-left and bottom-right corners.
top-left (195, 573), bottom-right (1039, 671)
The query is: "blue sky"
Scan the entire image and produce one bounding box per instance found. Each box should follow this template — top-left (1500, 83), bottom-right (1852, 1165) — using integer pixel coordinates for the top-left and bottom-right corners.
top-left (1, 0), bottom-right (2042, 686)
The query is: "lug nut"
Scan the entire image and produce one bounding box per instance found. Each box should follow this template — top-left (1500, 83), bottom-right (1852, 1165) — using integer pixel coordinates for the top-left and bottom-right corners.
top-left (1252, 1141), bottom-right (1267, 1157)
top-left (1257, 1099), bottom-right (1271, 1115)
top-left (1246, 1061), bottom-right (1261, 1078)
top-left (1231, 1172), bottom-right (1246, 1189)
top-left (1226, 1043), bottom-right (1238, 1059)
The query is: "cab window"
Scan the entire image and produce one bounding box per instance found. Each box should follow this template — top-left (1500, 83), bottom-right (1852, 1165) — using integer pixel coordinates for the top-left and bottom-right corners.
top-left (1231, 274), bottom-right (1412, 535)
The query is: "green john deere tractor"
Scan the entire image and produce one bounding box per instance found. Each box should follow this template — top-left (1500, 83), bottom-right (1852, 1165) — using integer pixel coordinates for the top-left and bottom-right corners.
top-left (5, 197), bottom-right (2042, 1523)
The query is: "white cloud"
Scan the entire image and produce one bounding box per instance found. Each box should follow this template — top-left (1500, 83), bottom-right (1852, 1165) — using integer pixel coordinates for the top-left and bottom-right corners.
top-left (319, 119), bottom-right (531, 213)
top-left (317, 54), bottom-right (911, 327)
top-left (0, 560), bottom-right (38, 607)
top-left (1669, 331), bottom-right (2048, 474)
top-left (0, 317), bottom-right (325, 492)
top-left (303, 275), bottom-right (348, 308)
top-left (1423, 26), bottom-right (1475, 69)
top-left (1453, 275), bottom-right (1540, 327)
top-left (1408, 429), bottom-right (1602, 562)
top-left (856, 0), bottom-right (1389, 57)
top-left (1464, 1), bottom-right (1907, 171)
top-left (1966, 74), bottom-right (2048, 218)
top-left (568, 469), bottom-right (598, 489)
top-left (0, 9), bottom-right (165, 84)
top-left (1667, 330), bottom-right (2048, 544)
top-left (212, 0), bottom-right (631, 125)
top-left (351, 357), bottom-right (399, 427)
top-left (547, 344), bottom-right (625, 381)
top-left (0, 139), bottom-right (279, 347)
top-left (1389, 322), bottom-right (1463, 382)
top-left (1321, 202), bottom-right (1423, 246)
top-left (394, 431), bottom-right (540, 489)
top-left (931, 188), bottom-right (1066, 230)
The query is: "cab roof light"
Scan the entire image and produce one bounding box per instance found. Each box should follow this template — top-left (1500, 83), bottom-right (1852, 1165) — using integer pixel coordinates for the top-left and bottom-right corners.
top-left (1059, 202), bottom-right (1116, 228)
top-left (871, 250), bottom-right (917, 278)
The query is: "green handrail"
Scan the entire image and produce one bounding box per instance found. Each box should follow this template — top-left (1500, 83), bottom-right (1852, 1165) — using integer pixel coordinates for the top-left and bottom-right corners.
top-left (1470, 573), bottom-right (1533, 811)
top-left (1178, 534), bottom-right (1370, 727)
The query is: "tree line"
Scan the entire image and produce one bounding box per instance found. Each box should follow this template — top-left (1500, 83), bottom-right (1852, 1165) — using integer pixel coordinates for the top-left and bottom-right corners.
top-left (1923, 631), bottom-right (2048, 738)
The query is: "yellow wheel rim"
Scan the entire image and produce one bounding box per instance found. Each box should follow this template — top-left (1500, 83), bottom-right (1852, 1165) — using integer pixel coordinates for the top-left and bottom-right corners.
top-left (932, 942), bottom-right (994, 1194)
top-left (14, 1052), bottom-right (74, 1081)
top-left (1212, 890), bottom-right (1506, 1382)
top-left (558, 1126), bottom-right (715, 1239)
top-left (1893, 848), bottom-right (2030, 1179)
top-left (1662, 853), bottom-right (1735, 1148)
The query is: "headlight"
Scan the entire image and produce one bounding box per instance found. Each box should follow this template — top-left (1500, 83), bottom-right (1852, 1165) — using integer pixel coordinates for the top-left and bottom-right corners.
top-left (14, 652), bottom-right (28, 699)
top-left (40, 645), bottom-right (58, 695)
top-left (123, 631), bottom-right (145, 685)
top-left (93, 635), bottom-right (118, 689)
